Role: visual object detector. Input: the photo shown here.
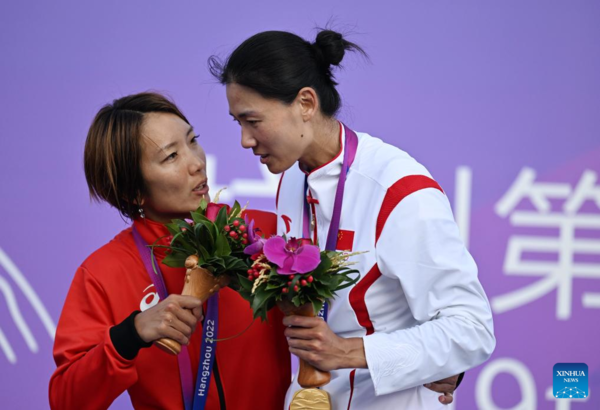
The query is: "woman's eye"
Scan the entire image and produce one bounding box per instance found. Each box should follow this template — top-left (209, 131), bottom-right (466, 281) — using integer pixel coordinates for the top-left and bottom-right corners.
top-left (191, 135), bottom-right (199, 144)
top-left (165, 152), bottom-right (178, 161)
top-left (248, 120), bottom-right (259, 125)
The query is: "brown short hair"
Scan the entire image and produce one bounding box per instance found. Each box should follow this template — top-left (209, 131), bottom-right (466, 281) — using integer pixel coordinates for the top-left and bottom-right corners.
top-left (84, 92), bottom-right (191, 220)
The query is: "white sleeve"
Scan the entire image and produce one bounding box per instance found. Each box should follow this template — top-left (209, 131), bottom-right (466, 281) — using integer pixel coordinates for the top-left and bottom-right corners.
top-left (362, 188), bottom-right (496, 395)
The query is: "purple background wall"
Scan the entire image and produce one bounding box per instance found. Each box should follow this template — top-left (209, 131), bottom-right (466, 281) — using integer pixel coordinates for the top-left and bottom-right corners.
top-left (1, 1), bottom-right (599, 409)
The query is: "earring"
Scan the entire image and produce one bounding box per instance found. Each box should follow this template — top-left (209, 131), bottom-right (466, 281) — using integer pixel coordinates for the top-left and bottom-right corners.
top-left (138, 207), bottom-right (145, 219)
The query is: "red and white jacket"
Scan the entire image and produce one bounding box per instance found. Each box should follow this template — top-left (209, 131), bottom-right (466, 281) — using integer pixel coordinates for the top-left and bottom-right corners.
top-left (277, 127), bottom-right (495, 410)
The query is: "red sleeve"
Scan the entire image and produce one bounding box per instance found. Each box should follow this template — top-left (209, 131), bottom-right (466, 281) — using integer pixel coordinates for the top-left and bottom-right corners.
top-left (242, 209), bottom-right (277, 238)
top-left (49, 266), bottom-right (138, 409)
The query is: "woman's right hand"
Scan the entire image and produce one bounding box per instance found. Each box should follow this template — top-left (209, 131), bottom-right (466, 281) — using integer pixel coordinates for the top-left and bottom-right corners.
top-left (134, 295), bottom-right (204, 345)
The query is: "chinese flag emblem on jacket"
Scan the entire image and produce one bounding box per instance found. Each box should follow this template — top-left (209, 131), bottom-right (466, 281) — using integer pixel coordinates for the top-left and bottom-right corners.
top-left (336, 230), bottom-right (354, 251)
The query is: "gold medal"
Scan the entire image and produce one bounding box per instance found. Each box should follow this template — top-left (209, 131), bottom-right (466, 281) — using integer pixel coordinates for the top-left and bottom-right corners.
top-left (289, 388), bottom-right (331, 410)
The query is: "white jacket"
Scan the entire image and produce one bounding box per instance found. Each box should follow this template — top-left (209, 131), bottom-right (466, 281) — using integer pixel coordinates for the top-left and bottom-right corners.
top-left (276, 126), bottom-right (495, 410)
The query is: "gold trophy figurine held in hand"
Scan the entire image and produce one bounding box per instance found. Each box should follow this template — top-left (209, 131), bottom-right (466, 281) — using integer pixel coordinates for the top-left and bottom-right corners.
top-left (155, 255), bottom-right (230, 355)
top-left (278, 300), bottom-right (332, 410)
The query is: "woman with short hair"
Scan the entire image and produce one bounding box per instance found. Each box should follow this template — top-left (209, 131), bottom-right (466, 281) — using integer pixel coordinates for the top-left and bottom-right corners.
top-left (49, 92), bottom-right (291, 410)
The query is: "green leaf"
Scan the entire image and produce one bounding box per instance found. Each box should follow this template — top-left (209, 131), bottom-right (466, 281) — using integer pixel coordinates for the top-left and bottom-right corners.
top-left (291, 294), bottom-right (301, 306)
top-left (170, 231), bottom-right (184, 244)
top-left (199, 198), bottom-right (208, 211)
top-left (165, 223), bottom-right (180, 236)
top-left (229, 200), bottom-right (241, 219)
top-left (215, 233), bottom-right (232, 257)
top-left (205, 257), bottom-right (226, 271)
top-left (319, 254), bottom-right (333, 271)
top-left (150, 244), bottom-right (189, 254)
top-left (252, 288), bottom-right (278, 313)
top-left (193, 212), bottom-right (211, 224)
top-left (266, 281), bottom-right (285, 290)
top-left (197, 245), bottom-right (210, 263)
top-left (237, 274), bottom-right (254, 291)
top-left (314, 285), bottom-right (333, 299)
top-left (194, 224), bottom-right (214, 254)
top-left (214, 205), bottom-right (229, 232)
top-left (335, 271), bottom-right (361, 291)
top-left (224, 256), bottom-right (249, 272)
top-left (171, 231), bottom-right (197, 255)
top-left (191, 211), bottom-right (206, 225)
top-left (173, 219), bottom-right (193, 232)
top-left (311, 299), bottom-right (324, 315)
top-left (316, 274), bottom-right (335, 287)
top-left (162, 252), bottom-right (188, 268)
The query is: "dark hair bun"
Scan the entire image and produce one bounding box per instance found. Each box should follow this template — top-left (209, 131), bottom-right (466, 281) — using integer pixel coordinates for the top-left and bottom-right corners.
top-left (211, 29), bottom-right (366, 117)
top-left (313, 30), bottom-right (346, 66)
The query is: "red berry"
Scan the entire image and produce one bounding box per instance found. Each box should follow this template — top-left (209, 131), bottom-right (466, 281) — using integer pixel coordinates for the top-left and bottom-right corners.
top-left (282, 288), bottom-right (288, 294)
top-left (301, 280), bottom-right (307, 286)
top-left (254, 271), bottom-right (260, 278)
top-left (233, 220), bottom-right (240, 227)
top-left (229, 231), bottom-right (236, 237)
top-left (239, 225), bottom-right (246, 232)
top-left (241, 239), bottom-right (248, 245)
top-left (247, 269), bottom-right (253, 274)
top-left (293, 285), bottom-right (299, 292)
top-left (307, 276), bottom-right (314, 283)
top-left (248, 275), bottom-right (254, 280)
top-left (289, 275), bottom-right (295, 280)
top-left (242, 233), bottom-right (248, 239)
top-left (287, 281), bottom-right (292, 286)
top-left (224, 225), bottom-right (231, 232)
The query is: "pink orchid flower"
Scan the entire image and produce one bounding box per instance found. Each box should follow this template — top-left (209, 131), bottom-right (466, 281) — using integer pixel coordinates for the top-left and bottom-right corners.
top-left (263, 237), bottom-right (321, 275)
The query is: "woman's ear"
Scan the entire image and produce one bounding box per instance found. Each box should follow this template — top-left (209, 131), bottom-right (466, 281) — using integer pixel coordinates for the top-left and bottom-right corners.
top-left (296, 87), bottom-right (319, 122)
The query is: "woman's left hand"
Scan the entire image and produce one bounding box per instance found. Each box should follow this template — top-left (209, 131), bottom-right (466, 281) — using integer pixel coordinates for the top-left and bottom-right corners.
top-left (424, 374), bottom-right (459, 405)
top-left (283, 315), bottom-right (367, 371)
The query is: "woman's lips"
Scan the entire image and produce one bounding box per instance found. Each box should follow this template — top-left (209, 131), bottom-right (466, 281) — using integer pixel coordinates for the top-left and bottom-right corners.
top-left (192, 182), bottom-right (209, 195)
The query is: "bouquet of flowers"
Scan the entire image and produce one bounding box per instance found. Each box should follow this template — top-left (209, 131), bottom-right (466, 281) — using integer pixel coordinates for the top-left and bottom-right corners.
top-left (151, 192), bottom-right (361, 362)
top-left (236, 227), bottom-right (361, 322)
top-left (150, 194), bottom-right (252, 354)
top-left (236, 225), bottom-right (361, 388)
top-left (159, 197), bottom-right (250, 284)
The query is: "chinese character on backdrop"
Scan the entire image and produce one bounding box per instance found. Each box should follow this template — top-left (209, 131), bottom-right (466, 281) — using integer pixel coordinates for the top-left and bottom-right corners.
top-left (492, 168), bottom-right (600, 320)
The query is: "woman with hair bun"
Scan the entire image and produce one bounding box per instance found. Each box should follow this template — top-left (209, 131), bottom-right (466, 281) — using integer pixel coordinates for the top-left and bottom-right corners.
top-left (211, 29), bottom-right (496, 409)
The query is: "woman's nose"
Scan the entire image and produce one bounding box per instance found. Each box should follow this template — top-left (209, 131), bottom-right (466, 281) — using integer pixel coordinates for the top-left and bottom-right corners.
top-left (241, 128), bottom-right (256, 149)
top-left (190, 153), bottom-right (206, 175)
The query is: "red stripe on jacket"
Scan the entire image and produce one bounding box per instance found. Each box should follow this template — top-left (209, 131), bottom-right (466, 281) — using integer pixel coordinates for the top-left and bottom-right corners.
top-left (347, 369), bottom-right (357, 410)
top-left (376, 175), bottom-right (443, 244)
top-left (276, 172), bottom-right (285, 209)
top-left (349, 264), bottom-right (381, 335)
top-left (349, 175), bottom-right (443, 334)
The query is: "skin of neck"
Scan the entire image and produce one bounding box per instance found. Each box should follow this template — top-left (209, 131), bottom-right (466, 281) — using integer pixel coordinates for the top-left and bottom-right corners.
top-left (299, 116), bottom-right (341, 172)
